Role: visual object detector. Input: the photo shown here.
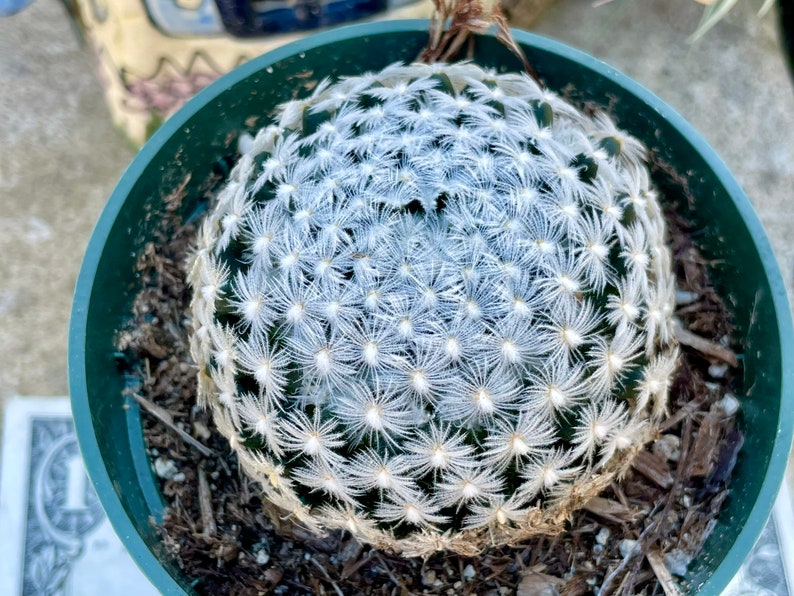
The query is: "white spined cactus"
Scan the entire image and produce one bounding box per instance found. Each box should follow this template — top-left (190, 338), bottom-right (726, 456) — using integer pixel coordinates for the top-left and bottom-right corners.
top-left (189, 61), bottom-right (678, 557)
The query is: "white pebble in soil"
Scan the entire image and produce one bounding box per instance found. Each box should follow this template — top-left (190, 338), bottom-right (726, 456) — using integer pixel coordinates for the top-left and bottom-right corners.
top-left (664, 549), bottom-right (692, 577)
top-left (652, 434), bottom-right (681, 462)
top-left (619, 539), bottom-right (640, 559)
top-left (675, 289), bottom-right (700, 305)
top-left (708, 363), bottom-right (729, 379)
top-left (595, 527), bottom-right (611, 546)
top-left (717, 393), bottom-right (740, 416)
top-left (422, 569), bottom-right (437, 587)
top-left (153, 456), bottom-right (178, 479)
top-left (255, 549), bottom-right (270, 565)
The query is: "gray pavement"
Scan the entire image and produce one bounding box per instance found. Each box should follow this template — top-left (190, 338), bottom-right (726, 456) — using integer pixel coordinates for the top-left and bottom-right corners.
top-left (1, 0), bottom-right (792, 477)
top-left (0, 0), bottom-right (136, 406)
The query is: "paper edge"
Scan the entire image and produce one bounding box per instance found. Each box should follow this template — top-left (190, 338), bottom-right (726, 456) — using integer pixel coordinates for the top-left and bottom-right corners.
top-left (0, 397), bottom-right (71, 596)
top-left (774, 476), bottom-right (794, 593)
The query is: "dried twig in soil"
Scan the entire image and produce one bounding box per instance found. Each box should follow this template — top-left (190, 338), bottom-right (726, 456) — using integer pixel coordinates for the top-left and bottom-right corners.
top-left (673, 319), bottom-right (739, 367)
top-left (130, 392), bottom-right (214, 458)
top-left (647, 549), bottom-right (683, 596)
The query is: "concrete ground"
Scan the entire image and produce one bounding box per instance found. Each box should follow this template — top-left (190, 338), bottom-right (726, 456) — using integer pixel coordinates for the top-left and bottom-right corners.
top-left (1, 0), bottom-right (792, 505)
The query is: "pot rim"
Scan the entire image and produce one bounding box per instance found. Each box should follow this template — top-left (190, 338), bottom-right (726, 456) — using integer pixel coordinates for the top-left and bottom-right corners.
top-left (69, 19), bottom-right (794, 595)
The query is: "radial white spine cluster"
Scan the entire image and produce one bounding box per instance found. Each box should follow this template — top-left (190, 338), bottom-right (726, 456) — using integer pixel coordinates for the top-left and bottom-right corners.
top-left (189, 61), bottom-right (678, 556)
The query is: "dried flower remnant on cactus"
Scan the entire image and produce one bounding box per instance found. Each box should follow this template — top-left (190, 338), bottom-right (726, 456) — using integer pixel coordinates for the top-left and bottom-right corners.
top-left (188, 61), bottom-right (678, 556)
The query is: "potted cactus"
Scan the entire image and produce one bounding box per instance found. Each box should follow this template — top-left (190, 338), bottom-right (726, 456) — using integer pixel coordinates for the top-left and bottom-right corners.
top-left (70, 14), bottom-right (793, 596)
top-left (190, 58), bottom-right (679, 557)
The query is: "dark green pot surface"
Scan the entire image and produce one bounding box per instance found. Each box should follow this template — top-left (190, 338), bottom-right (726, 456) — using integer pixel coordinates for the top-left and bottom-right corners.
top-left (68, 20), bottom-right (794, 595)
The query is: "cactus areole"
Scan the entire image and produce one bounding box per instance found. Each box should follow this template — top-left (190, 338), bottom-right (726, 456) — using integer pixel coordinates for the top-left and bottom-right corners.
top-left (188, 61), bottom-right (679, 556)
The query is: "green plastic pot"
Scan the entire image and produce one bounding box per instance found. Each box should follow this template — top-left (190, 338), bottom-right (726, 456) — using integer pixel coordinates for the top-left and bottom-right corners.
top-left (69, 20), bottom-right (794, 595)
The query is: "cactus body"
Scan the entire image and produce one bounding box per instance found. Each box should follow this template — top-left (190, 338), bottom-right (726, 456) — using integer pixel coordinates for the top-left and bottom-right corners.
top-left (189, 62), bottom-right (678, 556)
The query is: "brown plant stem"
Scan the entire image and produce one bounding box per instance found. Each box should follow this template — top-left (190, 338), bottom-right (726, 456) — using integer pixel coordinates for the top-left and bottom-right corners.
top-left (419, 0), bottom-right (539, 81)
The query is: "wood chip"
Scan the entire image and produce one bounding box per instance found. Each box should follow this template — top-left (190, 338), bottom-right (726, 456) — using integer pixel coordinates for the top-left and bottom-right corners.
top-left (630, 451), bottom-right (674, 489)
top-left (308, 557), bottom-right (344, 596)
top-left (704, 429), bottom-right (744, 491)
top-left (142, 342), bottom-right (169, 360)
top-left (340, 549), bottom-right (371, 580)
top-left (373, 553), bottom-right (408, 593)
top-left (673, 319), bottom-right (738, 367)
top-left (688, 409), bottom-right (721, 478)
top-left (659, 394), bottom-right (709, 432)
top-left (646, 549), bottom-right (682, 596)
top-left (198, 467), bottom-right (216, 537)
top-left (583, 496), bottom-right (639, 524)
top-left (560, 574), bottom-right (589, 596)
top-left (517, 565), bottom-right (564, 596)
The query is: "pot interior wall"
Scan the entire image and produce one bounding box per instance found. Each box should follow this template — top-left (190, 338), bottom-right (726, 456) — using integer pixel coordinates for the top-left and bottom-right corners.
top-left (70, 23), bottom-right (792, 595)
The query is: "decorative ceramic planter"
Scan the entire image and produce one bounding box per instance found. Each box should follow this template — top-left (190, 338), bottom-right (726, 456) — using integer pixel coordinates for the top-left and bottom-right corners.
top-left (68, 20), bottom-right (794, 595)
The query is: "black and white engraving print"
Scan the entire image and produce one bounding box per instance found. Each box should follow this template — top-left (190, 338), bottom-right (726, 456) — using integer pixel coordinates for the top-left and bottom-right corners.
top-left (22, 417), bottom-right (104, 596)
